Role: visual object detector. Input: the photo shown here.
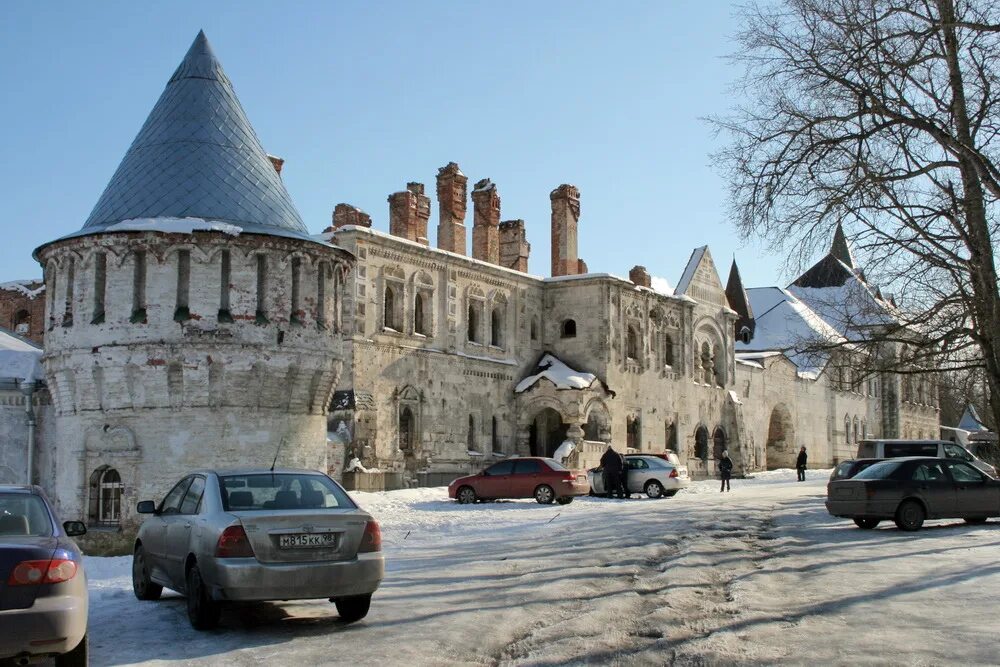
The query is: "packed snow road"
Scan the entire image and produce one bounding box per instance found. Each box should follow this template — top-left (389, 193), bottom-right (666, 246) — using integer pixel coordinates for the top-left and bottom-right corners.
top-left (83, 470), bottom-right (1000, 665)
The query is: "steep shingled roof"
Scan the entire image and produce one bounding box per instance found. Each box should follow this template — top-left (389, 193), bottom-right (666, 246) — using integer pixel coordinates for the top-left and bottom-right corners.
top-left (59, 32), bottom-right (313, 244)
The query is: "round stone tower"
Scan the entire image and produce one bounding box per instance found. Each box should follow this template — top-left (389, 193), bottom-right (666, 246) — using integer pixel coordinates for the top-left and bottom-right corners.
top-left (33, 32), bottom-right (354, 548)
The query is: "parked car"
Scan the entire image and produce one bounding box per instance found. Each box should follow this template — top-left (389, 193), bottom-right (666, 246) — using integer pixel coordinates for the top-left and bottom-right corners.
top-left (828, 459), bottom-right (883, 483)
top-left (0, 485), bottom-right (88, 666)
top-left (857, 439), bottom-right (996, 477)
top-left (448, 457), bottom-right (589, 505)
top-left (132, 469), bottom-right (384, 630)
top-left (627, 451), bottom-right (689, 480)
top-left (589, 454), bottom-right (690, 499)
top-left (826, 457), bottom-right (1000, 530)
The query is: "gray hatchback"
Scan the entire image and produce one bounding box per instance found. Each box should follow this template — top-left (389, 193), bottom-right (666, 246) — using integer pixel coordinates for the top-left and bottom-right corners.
top-left (132, 469), bottom-right (384, 629)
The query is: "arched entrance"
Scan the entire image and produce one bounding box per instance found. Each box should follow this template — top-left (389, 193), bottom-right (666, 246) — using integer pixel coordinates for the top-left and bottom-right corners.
top-left (713, 427), bottom-right (727, 460)
top-left (765, 404), bottom-right (795, 470)
top-left (694, 426), bottom-right (709, 461)
top-left (529, 408), bottom-right (568, 457)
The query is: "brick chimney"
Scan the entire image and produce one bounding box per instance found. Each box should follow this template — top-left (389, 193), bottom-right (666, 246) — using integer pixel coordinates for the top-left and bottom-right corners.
top-left (331, 203), bottom-right (372, 230)
top-left (436, 162), bottom-right (468, 255)
top-left (550, 184), bottom-right (580, 277)
top-left (267, 154), bottom-right (284, 176)
top-left (629, 265), bottom-right (651, 288)
top-left (499, 219), bottom-right (530, 272)
top-left (388, 182), bottom-right (431, 245)
top-left (471, 178), bottom-right (500, 264)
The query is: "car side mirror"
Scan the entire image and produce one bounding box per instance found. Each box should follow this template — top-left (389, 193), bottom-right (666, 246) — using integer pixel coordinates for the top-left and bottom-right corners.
top-left (136, 500), bottom-right (157, 514)
top-left (63, 521), bottom-right (87, 537)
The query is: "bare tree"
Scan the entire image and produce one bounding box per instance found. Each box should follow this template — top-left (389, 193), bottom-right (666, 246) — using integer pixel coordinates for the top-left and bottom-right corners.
top-left (712, 0), bottom-right (1000, 431)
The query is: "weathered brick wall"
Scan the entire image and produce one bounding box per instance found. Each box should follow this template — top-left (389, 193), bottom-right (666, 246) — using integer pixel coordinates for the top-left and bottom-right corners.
top-left (0, 282), bottom-right (46, 344)
top-left (499, 219), bottom-right (530, 272)
top-left (0, 388), bottom-right (52, 484)
top-left (436, 162), bottom-right (468, 255)
top-left (471, 179), bottom-right (500, 265)
top-left (550, 184), bottom-right (581, 277)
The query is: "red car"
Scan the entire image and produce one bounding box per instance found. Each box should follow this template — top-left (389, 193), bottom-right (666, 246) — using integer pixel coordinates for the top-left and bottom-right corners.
top-left (448, 457), bottom-right (590, 505)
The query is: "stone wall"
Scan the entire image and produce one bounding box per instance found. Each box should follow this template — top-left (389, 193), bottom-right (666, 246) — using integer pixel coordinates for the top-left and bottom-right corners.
top-left (0, 387), bottom-right (52, 484)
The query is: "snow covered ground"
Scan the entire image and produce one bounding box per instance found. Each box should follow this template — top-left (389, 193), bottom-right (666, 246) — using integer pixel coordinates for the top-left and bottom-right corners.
top-left (81, 470), bottom-right (1000, 665)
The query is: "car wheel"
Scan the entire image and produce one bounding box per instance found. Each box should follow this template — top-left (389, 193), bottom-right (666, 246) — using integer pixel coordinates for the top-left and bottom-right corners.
top-left (534, 485), bottom-right (555, 504)
top-left (964, 517), bottom-right (989, 525)
top-left (54, 633), bottom-right (87, 667)
top-left (335, 593), bottom-right (372, 622)
top-left (456, 486), bottom-right (477, 504)
top-left (645, 480), bottom-right (665, 499)
top-left (894, 500), bottom-right (926, 531)
top-left (853, 518), bottom-right (880, 529)
top-left (132, 544), bottom-right (163, 601)
top-left (556, 496), bottom-right (573, 505)
top-left (186, 563), bottom-right (221, 630)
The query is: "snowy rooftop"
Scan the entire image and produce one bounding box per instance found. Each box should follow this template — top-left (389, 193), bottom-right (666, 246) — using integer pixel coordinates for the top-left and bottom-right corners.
top-left (515, 354), bottom-right (598, 394)
top-left (0, 328), bottom-right (44, 382)
top-left (0, 280), bottom-right (45, 299)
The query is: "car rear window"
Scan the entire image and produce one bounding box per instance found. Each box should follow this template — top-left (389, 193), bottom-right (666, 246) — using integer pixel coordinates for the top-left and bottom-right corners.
top-left (221, 473), bottom-right (356, 511)
top-left (853, 461), bottom-right (903, 480)
top-left (0, 493), bottom-right (52, 537)
top-left (544, 459), bottom-right (569, 471)
top-left (830, 462), bottom-right (854, 480)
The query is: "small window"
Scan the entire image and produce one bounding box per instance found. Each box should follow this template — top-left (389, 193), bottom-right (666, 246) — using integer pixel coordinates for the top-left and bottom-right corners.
top-left (664, 334), bottom-right (674, 366)
top-left (626, 458), bottom-right (649, 470)
top-left (911, 463), bottom-right (946, 482)
top-left (179, 476), bottom-right (206, 514)
top-left (290, 257), bottom-right (303, 325)
top-left (467, 304), bottom-right (480, 342)
top-left (12, 309), bottom-right (30, 336)
top-left (92, 253), bottom-right (107, 325)
top-left (255, 255), bottom-right (269, 324)
top-left (399, 406), bottom-right (415, 451)
top-left (132, 250), bottom-right (147, 323)
top-left (175, 250), bottom-right (191, 322)
top-left (384, 285), bottom-right (398, 330)
top-left (414, 293), bottom-right (426, 335)
top-left (97, 468), bottom-right (124, 525)
top-left (513, 459), bottom-right (543, 474)
top-left (561, 319), bottom-right (576, 338)
top-left (491, 416), bottom-right (499, 450)
top-left (739, 326), bottom-right (751, 344)
top-left (530, 318), bottom-right (538, 341)
top-left (467, 414), bottom-right (476, 450)
top-left (219, 250), bottom-right (232, 323)
top-left (160, 477), bottom-right (193, 515)
top-left (485, 460), bottom-right (514, 476)
top-left (946, 462), bottom-right (984, 483)
top-left (626, 326), bottom-right (639, 360)
top-left (491, 308), bottom-right (504, 347)
top-left (62, 258), bottom-right (75, 327)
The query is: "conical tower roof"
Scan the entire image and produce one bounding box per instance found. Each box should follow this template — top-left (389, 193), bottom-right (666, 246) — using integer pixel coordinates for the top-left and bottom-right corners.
top-left (60, 32), bottom-right (313, 244)
top-left (830, 222), bottom-right (856, 268)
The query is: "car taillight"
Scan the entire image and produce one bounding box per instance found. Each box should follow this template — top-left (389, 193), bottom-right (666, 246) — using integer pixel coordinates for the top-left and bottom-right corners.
top-left (669, 469), bottom-right (679, 478)
top-left (359, 520), bottom-right (382, 553)
top-left (7, 559), bottom-right (78, 586)
top-left (216, 525), bottom-right (255, 558)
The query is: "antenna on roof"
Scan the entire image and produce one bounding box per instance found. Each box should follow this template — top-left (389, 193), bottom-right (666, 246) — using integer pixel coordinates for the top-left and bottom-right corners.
top-left (270, 437), bottom-right (285, 473)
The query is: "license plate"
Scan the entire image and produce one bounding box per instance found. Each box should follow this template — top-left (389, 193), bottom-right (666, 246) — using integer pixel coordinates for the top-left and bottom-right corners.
top-left (577, 475), bottom-right (586, 482)
top-left (278, 533), bottom-right (337, 549)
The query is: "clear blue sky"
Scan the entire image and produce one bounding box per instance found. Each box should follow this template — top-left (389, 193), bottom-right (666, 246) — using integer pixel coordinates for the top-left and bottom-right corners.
top-left (0, 0), bottom-right (789, 289)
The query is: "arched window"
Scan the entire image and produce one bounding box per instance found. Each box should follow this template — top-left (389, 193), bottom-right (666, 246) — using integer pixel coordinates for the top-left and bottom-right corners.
top-left (700, 342), bottom-right (712, 384)
top-left (96, 468), bottom-right (123, 526)
top-left (491, 307), bottom-right (504, 347)
top-left (664, 334), bottom-right (674, 367)
top-left (695, 426), bottom-right (709, 461)
top-left (739, 326), bottom-right (751, 344)
top-left (467, 304), bottom-right (480, 342)
top-left (384, 285), bottom-right (398, 330)
top-left (467, 414), bottom-right (476, 451)
top-left (12, 309), bottom-right (30, 336)
top-left (713, 427), bottom-right (727, 460)
top-left (414, 293), bottom-right (426, 336)
top-left (626, 415), bottom-right (641, 451)
top-left (664, 420), bottom-right (677, 451)
top-left (530, 317), bottom-right (538, 341)
top-left (626, 326), bottom-right (639, 360)
top-left (561, 319), bottom-right (576, 338)
top-left (399, 407), bottom-right (414, 451)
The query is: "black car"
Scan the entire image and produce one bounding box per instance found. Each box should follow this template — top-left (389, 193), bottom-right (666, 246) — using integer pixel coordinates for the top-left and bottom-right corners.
top-left (826, 457), bottom-right (1000, 531)
top-left (828, 459), bottom-right (882, 483)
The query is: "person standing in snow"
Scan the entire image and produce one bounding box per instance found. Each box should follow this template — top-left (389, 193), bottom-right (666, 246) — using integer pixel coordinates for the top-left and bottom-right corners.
top-left (719, 450), bottom-right (733, 492)
top-left (618, 449), bottom-right (630, 499)
top-left (600, 445), bottom-right (624, 499)
top-left (796, 446), bottom-right (808, 482)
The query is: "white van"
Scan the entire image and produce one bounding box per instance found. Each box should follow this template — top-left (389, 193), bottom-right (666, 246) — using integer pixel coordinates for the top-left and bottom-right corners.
top-left (857, 439), bottom-right (997, 477)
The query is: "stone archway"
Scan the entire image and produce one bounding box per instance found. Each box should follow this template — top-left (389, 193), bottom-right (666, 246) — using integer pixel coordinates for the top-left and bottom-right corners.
top-left (529, 408), bottom-right (568, 457)
top-left (765, 404), bottom-right (795, 470)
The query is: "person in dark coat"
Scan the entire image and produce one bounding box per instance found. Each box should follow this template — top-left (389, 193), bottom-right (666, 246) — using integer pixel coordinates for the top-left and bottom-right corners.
top-left (618, 450), bottom-right (630, 499)
top-left (600, 446), bottom-right (624, 499)
top-left (719, 450), bottom-right (733, 492)
top-left (796, 446), bottom-right (808, 481)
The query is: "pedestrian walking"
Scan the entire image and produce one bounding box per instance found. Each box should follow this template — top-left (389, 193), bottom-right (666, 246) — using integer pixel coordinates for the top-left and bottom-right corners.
top-left (796, 446), bottom-right (808, 481)
top-left (719, 450), bottom-right (733, 492)
top-left (600, 445), bottom-right (624, 499)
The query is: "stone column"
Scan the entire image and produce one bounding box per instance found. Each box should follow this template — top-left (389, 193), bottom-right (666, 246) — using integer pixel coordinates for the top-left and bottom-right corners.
top-left (436, 162), bottom-right (467, 255)
top-left (550, 184), bottom-right (580, 277)
top-left (499, 219), bottom-right (530, 272)
top-left (471, 179), bottom-right (500, 264)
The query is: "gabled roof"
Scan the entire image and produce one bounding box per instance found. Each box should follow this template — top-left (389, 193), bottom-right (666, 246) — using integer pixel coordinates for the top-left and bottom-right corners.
top-left (675, 246), bottom-right (707, 295)
top-left (50, 31), bottom-right (314, 247)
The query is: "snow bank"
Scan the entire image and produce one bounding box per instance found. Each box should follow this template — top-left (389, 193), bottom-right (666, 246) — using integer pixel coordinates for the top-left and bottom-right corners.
top-left (103, 217), bottom-right (243, 236)
top-left (515, 354), bottom-right (597, 393)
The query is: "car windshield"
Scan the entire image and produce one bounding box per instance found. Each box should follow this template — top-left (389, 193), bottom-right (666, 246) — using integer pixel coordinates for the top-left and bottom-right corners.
top-left (852, 461), bottom-right (903, 480)
top-left (220, 473), bottom-right (357, 511)
top-left (0, 493), bottom-right (52, 537)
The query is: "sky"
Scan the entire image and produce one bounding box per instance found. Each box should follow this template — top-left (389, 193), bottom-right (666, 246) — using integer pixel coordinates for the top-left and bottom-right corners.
top-left (0, 0), bottom-right (799, 289)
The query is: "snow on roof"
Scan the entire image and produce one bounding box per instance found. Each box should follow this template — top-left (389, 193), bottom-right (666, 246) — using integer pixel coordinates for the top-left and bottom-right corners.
top-left (787, 268), bottom-right (896, 339)
top-left (0, 328), bottom-right (44, 382)
top-left (650, 275), bottom-right (674, 296)
top-left (675, 246), bottom-right (707, 295)
top-left (738, 287), bottom-right (843, 378)
top-left (103, 217), bottom-right (243, 236)
top-left (515, 353), bottom-right (598, 394)
top-left (0, 280), bottom-right (45, 299)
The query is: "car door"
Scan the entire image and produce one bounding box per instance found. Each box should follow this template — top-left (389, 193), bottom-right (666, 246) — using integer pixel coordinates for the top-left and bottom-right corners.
top-left (909, 462), bottom-right (955, 518)
top-left (512, 459), bottom-right (544, 497)
top-left (164, 475), bottom-right (206, 585)
top-left (154, 476), bottom-right (193, 587)
top-left (944, 462), bottom-right (999, 517)
top-left (625, 457), bottom-right (649, 493)
top-left (143, 477), bottom-right (191, 581)
top-left (477, 461), bottom-right (514, 499)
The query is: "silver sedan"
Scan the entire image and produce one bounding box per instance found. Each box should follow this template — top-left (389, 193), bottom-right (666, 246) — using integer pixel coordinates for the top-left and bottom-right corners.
top-left (132, 468), bottom-right (384, 630)
top-left (588, 455), bottom-right (691, 498)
